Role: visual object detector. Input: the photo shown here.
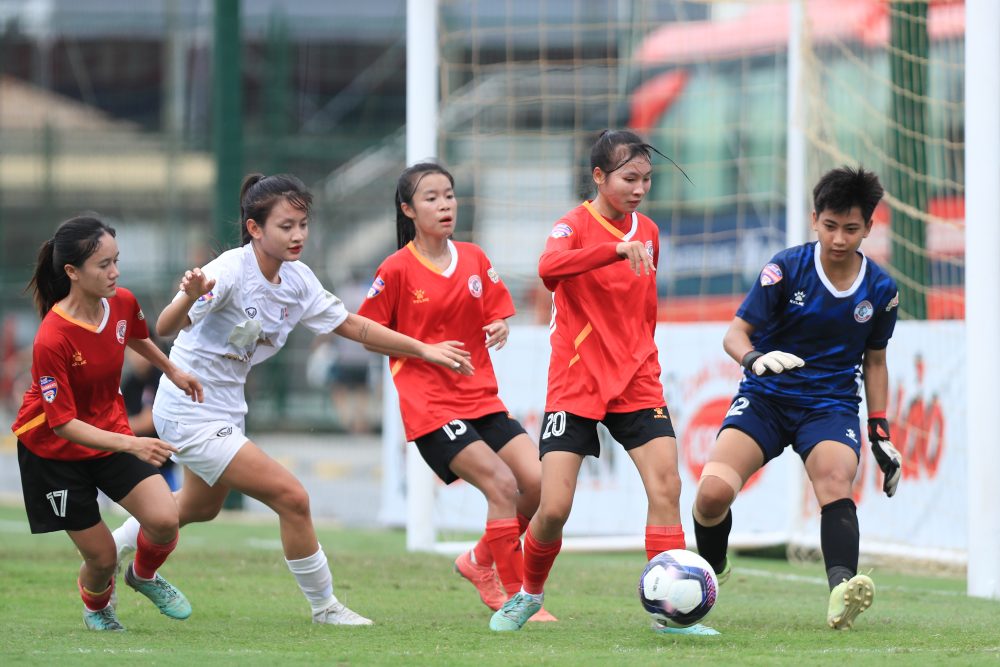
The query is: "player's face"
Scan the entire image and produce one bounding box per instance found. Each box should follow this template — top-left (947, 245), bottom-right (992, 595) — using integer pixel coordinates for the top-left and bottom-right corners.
top-left (812, 206), bottom-right (872, 264)
top-left (255, 198), bottom-right (309, 262)
top-left (404, 173), bottom-right (456, 240)
top-left (594, 156), bottom-right (652, 218)
top-left (68, 232), bottom-right (120, 299)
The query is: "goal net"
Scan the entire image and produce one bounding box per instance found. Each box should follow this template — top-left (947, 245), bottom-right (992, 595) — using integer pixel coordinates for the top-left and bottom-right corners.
top-left (391, 0), bottom-right (966, 567)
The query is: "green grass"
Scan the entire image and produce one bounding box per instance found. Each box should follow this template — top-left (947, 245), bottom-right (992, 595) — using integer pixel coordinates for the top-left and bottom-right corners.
top-left (1, 504), bottom-right (998, 666)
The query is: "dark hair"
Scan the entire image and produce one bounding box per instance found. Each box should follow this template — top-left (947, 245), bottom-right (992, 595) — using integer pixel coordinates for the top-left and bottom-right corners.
top-left (238, 173), bottom-right (312, 245)
top-left (394, 162), bottom-right (455, 249)
top-left (589, 129), bottom-right (691, 184)
top-left (28, 216), bottom-right (116, 317)
top-left (812, 166), bottom-right (884, 222)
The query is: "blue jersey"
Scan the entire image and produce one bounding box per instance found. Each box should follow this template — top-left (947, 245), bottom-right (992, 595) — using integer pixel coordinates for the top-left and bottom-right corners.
top-left (736, 242), bottom-right (898, 412)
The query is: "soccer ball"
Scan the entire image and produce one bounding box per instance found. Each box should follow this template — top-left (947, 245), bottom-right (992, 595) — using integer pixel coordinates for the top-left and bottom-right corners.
top-left (638, 549), bottom-right (718, 628)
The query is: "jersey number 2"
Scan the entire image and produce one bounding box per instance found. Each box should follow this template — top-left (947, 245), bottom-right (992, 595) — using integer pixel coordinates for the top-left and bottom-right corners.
top-left (726, 397), bottom-right (750, 418)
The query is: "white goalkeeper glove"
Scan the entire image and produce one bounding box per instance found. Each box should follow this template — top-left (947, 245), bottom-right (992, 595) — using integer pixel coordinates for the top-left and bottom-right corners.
top-left (868, 417), bottom-right (901, 497)
top-left (741, 350), bottom-right (805, 377)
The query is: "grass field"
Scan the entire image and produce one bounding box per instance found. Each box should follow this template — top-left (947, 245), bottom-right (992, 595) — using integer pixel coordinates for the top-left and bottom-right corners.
top-left (1, 504), bottom-right (998, 666)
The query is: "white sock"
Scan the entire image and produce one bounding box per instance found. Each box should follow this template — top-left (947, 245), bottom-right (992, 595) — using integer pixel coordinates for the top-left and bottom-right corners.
top-left (112, 516), bottom-right (141, 554)
top-left (286, 545), bottom-right (337, 613)
top-left (519, 588), bottom-right (544, 603)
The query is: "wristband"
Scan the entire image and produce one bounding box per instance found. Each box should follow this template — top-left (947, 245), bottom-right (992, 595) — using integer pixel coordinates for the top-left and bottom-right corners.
top-left (740, 350), bottom-right (763, 371)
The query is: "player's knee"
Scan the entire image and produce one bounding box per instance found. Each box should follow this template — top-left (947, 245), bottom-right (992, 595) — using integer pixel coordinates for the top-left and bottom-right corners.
top-left (277, 482), bottom-right (312, 519)
top-left (694, 469), bottom-right (740, 522)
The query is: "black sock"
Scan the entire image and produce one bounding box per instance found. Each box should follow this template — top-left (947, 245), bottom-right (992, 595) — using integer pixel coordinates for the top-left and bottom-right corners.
top-left (821, 497), bottom-right (859, 590)
top-left (693, 509), bottom-right (732, 575)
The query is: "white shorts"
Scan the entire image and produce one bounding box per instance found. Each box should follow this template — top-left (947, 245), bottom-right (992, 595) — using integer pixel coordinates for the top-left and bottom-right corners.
top-left (153, 415), bottom-right (249, 486)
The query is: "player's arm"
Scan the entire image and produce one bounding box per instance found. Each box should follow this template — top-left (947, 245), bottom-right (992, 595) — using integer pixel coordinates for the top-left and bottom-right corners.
top-left (724, 316), bottom-right (805, 376)
top-left (156, 267), bottom-right (217, 337)
top-left (335, 312), bottom-right (474, 375)
top-left (863, 347), bottom-right (901, 497)
top-left (539, 241), bottom-right (650, 285)
top-left (126, 337), bottom-right (204, 403)
top-left (51, 419), bottom-right (177, 467)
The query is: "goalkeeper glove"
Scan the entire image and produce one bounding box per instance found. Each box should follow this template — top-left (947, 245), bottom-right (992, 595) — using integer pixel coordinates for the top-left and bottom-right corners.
top-left (741, 350), bottom-right (805, 377)
top-left (867, 416), bottom-right (901, 498)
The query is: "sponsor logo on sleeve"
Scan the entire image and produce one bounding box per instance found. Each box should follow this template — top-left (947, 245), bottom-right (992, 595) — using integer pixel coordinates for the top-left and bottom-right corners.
top-left (759, 263), bottom-right (783, 286)
top-left (196, 291), bottom-right (215, 303)
top-left (854, 300), bottom-right (874, 323)
top-left (468, 275), bottom-right (483, 298)
top-left (115, 320), bottom-right (127, 344)
top-left (487, 267), bottom-right (500, 283)
top-left (550, 223), bottom-right (574, 238)
top-left (367, 275), bottom-right (385, 298)
top-left (40, 376), bottom-right (57, 403)
top-left (244, 306), bottom-right (258, 318)
top-left (645, 240), bottom-right (654, 258)
top-left (137, 309), bottom-right (145, 320)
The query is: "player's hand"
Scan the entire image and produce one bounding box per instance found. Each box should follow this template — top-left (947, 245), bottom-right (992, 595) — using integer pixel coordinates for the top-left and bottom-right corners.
top-left (741, 350), bottom-right (805, 376)
top-left (179, 267), bottom-right (216, 300)
top-left (128, 436), bottom-right (178, 467)
top-left (616, 241), bottom-right (656, 276)
top-left (167, 368), bottom-right (204, 403)
top-left (483, 320), bottom-right (509, 350)
top-left (868, 417), bottom-right (901, 497)
top-left (422, 341), bottom-right (474, 375)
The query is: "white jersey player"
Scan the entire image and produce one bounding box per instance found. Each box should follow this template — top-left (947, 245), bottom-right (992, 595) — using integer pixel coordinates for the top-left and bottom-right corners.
top-left (114, 173), bottom-right (473, 626)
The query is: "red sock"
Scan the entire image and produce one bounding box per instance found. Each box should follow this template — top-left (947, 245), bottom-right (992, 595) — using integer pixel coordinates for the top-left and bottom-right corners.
top-left (645, 524), bottom-right (686, 561)
top-left (133, 528), bottom-right (178, 579)
top-left (517, 513), bottom-right (530, 536)
top-left (522, 526), bottom-right (562, 595)
top-left (79, 577), bottom-right (114, 612)
top-left (472, 535), bottom-right (493, 566)
top-left (484, 518), bottom-right (523, 596)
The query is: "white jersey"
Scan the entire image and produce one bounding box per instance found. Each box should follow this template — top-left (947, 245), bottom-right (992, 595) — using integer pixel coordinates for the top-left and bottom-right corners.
top-left (153, 244), bottom-right (349, 424)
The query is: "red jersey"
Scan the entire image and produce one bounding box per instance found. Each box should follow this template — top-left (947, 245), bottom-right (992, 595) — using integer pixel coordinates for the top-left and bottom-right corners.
top-left (358, 240), bottom-right (515, 440)
top-left (11, 288), bottom-right (149, 460)
top-left (540, 201), bottom-right (664, 418)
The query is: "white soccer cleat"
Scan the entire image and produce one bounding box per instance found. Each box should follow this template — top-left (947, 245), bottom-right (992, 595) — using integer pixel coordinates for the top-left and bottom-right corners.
top-left (312, 601), bottom-right (374, 626)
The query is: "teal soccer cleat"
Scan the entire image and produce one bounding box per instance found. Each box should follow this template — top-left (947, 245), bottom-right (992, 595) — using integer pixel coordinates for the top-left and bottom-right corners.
top-left (83, 605), bottom-right (126, 631)
top-left (124, 564), bottom-right (192, 620)
top-left (652, 620), bottom-right (720, 636)
top-left (489, 592), bottom-right (542, 632)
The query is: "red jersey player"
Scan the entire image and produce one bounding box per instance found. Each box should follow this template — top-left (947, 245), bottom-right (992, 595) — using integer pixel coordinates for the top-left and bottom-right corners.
top-left (11, 216), bottom-right (203, 631)
top-left (490, 130), bottom-right (715, 635)
top-left (359, 162), bottom-right (553, 622)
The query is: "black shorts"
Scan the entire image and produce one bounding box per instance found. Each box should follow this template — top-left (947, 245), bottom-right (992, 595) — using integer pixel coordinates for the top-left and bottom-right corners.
top-left (538, 406), bottom-right (676, 458)
top-left (413, 412), bottom-right (528, 484)
top-left (18, 441), bottom-right (160, 534)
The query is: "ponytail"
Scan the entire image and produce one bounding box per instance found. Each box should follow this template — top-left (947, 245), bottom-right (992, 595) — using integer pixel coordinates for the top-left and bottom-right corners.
top-left (27, 216), bottom-right (116, 318)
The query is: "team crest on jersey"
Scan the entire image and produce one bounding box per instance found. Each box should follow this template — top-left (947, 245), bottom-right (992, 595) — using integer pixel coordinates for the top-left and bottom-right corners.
top-left (115, 320), bottom-right (127, 344)
top-left (40, 376), bottom-right (57, 403)
top-left (367, 275), bottom-right (385, 298)
top-left (244, 306), bottom-right (258, 318)
top-left (280, 306), bottom-right (289, 320)
top-left (468, 275), bottom-right (483, 298)
top-left (487, 267), bottom-right (500, 284)
top-left (760, 263), bottom-right (783, 286)
top-left (885, 291), bottom-right (899, 312)
top-left (550, 223), bottom-right (574, 238)
top-left (854, 300), bottom-right (874, 323)
top-left (196, 291), bottom-right (215, 303)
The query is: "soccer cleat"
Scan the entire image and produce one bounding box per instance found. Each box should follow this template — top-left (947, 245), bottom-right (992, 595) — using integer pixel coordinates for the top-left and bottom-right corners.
top-left (124, 564), bottom-right (192, 620)
top-left (527, 606), bottom-right (558, 622)
top-left (651, 621), bottom-right (720, 636)
top-left (83, 605), bottom-right (126, 631)
top-left (312, 601), bottom-right (374, 625)
top-left (489, 592), bottom-right (542, 632)
top-left (716, 559), bottom-right (732, 585)
top-left (827, 573), bottom-right (875, 630)
top-left (454, 550), bottom-right (507, 611)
